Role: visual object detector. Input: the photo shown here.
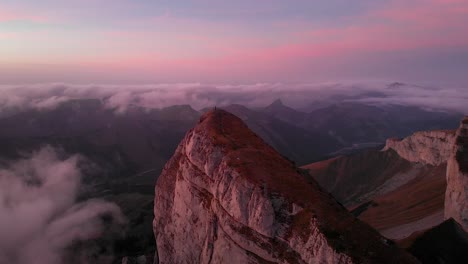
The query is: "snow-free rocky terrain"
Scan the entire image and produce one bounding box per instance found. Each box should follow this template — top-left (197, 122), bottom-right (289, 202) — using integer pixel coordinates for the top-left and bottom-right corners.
top-left (153, 109), bottom-right (417, 264)
top-left (304, 116), bottom-right (468, 245)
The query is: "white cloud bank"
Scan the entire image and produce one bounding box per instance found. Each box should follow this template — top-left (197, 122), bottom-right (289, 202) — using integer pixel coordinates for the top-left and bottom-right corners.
top-left (0, 82), bottom-right (466, 114)
top-left (0, 146), bottom-right (125, 264)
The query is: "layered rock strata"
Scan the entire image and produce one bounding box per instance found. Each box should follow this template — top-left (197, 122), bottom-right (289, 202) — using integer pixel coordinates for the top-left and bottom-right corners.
top-left (383, 130), bottom-right (456, 166)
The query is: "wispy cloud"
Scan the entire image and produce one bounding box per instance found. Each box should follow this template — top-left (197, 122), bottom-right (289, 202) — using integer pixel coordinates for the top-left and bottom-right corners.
top-left (0, 146), bottom-right (125, 264)
top-left (0, 9), bottom-right (49, 23)
top-left (1, 0), bottom-right (467, 83)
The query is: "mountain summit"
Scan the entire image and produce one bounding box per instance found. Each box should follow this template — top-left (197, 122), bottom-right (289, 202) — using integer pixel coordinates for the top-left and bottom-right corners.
top-left (269, 98), bottom-right (285, 107)
top-left (262, 98), bottom-right (307, 123)
top-left (153, 109), bottom-right (417, 263)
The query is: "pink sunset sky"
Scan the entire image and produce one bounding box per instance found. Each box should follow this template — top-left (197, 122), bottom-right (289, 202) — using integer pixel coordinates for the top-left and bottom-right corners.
top-left (0, 0), bottom-right (467, 85)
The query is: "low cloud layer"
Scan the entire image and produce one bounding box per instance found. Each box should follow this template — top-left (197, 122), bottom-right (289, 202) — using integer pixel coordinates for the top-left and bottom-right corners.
top-left (0, 82), bottom-right (466, 114)
top-left (0, 146), bottom-right (125, 264)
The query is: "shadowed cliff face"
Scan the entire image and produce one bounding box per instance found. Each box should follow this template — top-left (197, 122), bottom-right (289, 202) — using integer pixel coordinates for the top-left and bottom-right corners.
top-left (153, 109), bottom-right (418, 264)
top-left (445, 117), bottom-right (468, 231)
top-left (406, 219), bottom-right (468, 264)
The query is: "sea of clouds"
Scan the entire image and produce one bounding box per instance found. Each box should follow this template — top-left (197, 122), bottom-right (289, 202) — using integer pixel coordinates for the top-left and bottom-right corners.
top-left (0, 82), bottom-right (466, 114)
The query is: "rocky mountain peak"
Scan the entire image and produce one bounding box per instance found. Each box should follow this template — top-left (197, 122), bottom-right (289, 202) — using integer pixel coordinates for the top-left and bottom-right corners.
top-left (269, 98), bottom-right (285, 108)
top-left (263, 99), bottom-right (292, 114)
top-left (262, 99), bottom-right (307, 124)
top-left (445, 116), bottom-right (468, 231)
top-left (153, 109), bottom-right (417, 263)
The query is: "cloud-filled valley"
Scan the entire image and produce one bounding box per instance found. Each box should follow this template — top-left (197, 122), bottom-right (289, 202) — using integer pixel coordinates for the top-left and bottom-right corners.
top-left (0, 147), bottom-right (125, 264)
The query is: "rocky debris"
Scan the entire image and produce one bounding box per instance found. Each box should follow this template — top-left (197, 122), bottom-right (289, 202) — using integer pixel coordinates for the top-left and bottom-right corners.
top-left (445, 117), bottom-right (468, 231)
top-left (383, 130), bottom-right (456, 166)
top-left (153, 109), bottom-right (418, 264)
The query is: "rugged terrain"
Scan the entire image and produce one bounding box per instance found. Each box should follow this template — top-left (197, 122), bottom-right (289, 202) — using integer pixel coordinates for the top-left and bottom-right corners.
top-left (0, 98), bottom-right (462, 261)
top-left (304, 119), bottom-right (468, 242)
top-left (303, 149), bottom-right (448, 239)
top-left (153, 109), bottom-right (417, 264)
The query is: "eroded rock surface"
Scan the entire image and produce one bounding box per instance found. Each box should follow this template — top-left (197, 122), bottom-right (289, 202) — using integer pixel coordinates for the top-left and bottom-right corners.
top-left (153, 109), bottom-right (418, 264)
top-left (383, 130), bottom-right (456, 166)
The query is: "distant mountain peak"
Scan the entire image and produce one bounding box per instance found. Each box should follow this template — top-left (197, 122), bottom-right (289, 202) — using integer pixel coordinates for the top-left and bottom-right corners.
top-left (387, 82), bottom-right (406, 89)
top-left (262, 98), bottom-right (306, 121)
top-left (270, 98), bottom-right (284, 107)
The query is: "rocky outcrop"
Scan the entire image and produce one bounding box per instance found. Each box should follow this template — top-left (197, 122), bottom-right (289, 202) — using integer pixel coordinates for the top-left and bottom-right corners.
top-left (382, 130), bottom-right (456, 165)
top-left (153, 109), bottom-right (418, 264)
top-left (445, 117), bottom-right (468, 231)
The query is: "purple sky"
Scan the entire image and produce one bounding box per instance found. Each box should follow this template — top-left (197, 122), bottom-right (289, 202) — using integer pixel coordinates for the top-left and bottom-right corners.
top-left (1, 0), bottom-right (467, 85)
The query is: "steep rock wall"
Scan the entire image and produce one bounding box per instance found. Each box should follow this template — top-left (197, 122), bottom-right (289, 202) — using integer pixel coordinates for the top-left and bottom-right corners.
top-left (445, 117), bottom-right (468, 231)
top-left (153, 110), bottom-right (418, 264)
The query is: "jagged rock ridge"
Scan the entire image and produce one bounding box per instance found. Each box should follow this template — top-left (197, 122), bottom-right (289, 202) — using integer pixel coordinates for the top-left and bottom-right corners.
top-left (445, 117), bottom-right (468, 231)
top-left (153, 109), bottom-right (417, 264)
top-left (383, 130), bottom-right (456, 166)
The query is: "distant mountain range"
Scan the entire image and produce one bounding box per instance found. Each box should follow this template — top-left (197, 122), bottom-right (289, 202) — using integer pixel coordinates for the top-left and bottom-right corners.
top-left (261, 99), bottom-right (461, 148)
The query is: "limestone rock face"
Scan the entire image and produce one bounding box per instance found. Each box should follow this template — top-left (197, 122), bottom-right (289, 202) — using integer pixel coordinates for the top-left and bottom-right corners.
top-left (383, 130), bottom-right (456, 165)
top-left (153, 110), bottom-right (418, 264)
top-left (445, 117), bottom-right (468, 231)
